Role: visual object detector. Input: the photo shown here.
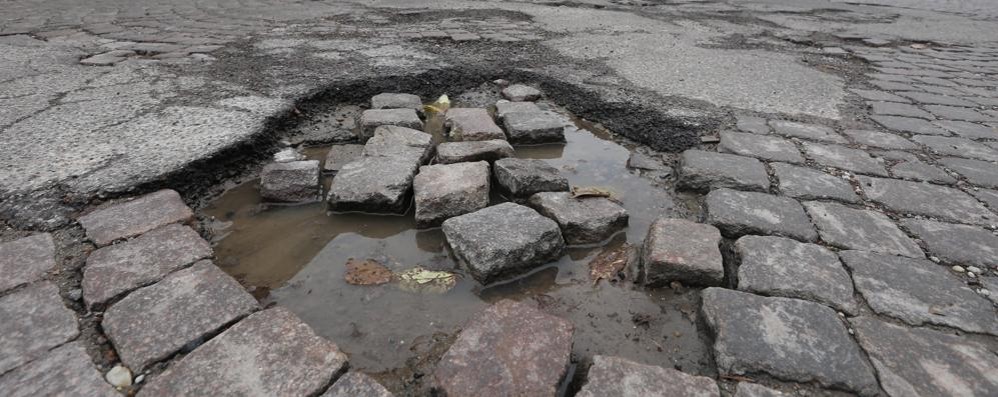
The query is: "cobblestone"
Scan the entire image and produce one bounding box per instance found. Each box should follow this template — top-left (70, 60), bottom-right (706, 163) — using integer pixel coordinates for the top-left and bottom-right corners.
top-left (706, 189), bottom-right (817, 242)
top-left (912, 135), bottom-right (998, 161)
top-left (804, 201), bottom-right (923, 257)
top-left (938, 157), bottom-right (998, 188)
top-left (676, 150), bottom-right (769, 192)
top-left (642, 218), bottom-right (723, 287)
top-left (802, 142), bottom-right (888, 176)
top-left (872, 115), bottom-right (950, 135)
top-left (323, 372), bottom-right (393, 397)
top-left (768, 120), bottom-right (847, 144)
top-left (0, 233), bottom-right (55, 293)
top-left (0, 342), bottom-right (118, 397)
top-left (771, 163), bottom-right (860, 203)
top-left (78, 189), bottom-right (193, 246)
top-left (0, 282), bottom-right (79, 374)
top-left (902, 219), bottom-right (998, 268)
top-left (577, 355), bottom-right (719, 397)
top-left (842, 129), bottom-right (917, 150)
top-left (890, 160), bottom-right (957, 184)
top-left (435, 140), bottom-right (514, 164)
top-left (718, 131), bottom-right (804, 163)
top-left (858, 176), bottom-right (994, 225)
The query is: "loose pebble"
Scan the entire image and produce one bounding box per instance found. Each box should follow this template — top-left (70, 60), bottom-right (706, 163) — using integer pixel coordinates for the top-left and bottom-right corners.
top-left (105, 365), bottom-right (132, 388)
top-left (952, 265), bottom-right (966, 273)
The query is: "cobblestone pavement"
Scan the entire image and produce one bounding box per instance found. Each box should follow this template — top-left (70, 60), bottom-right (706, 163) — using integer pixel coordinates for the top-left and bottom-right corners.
top-left (2, 0), bottom-right (998, 396)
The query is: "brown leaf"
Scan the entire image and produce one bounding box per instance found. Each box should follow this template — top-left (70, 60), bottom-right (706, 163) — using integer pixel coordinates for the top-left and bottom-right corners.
top-left (344, 258), bottom-right (393, 285)
top-left (589, 243), bottom-right (631, 285)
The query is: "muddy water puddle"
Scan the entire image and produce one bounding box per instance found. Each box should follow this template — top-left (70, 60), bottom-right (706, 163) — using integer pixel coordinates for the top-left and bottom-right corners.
top-left (203, 100), bottom-right (712, 391)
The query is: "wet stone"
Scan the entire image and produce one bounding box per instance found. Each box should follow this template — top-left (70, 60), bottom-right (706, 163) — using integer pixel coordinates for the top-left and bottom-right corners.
top-left (735, 235), bottom-right (857, 314)
top-left (493, 158), bottom-right (569, 199)
top-left (83, 224), bottom-right (212, 309)
top-left (771, 163), bottom-right (859, 203)
top-left (436, 140), bottom-right (514, 164)
top-left (735, 383), bottom-right (786, 397)
top-left (890, 160), bottom-right (956, 184)
top-left (0, 233), bottom-right (55, 293)
top-left (501, 84), bottom-right (542, 101)
top-left (138, 307), bottom-right (347, 397)
top-left (414, 162), bottom-right (491, 228)
top-left (676, 150), bottom-right (769, 193)
top-left (102, 261), bottom-right (259, 371)
top-left (495, 100), bottom-right (540, 120)
top-left (850, 317), bottom-right (998, 397)
top-left (700, 288), bottom-right (878, 396)
top-left (642, 218), bottom-right (723, 287)
top-left (939, 157), bottom-right (998, 188)
top-left (358, 109), bottom-right (423, 141)
top-left (260, 160), bottom-right (320, 203)
top-left (735, 115), bottom-right (770, 134)
top-left (577, 355), bottom-right (719, 397)
top-left (0, 342), bottom-right (118, 397)
top-left (626, 152), bottom-right (669, 171)
top-left (273, 147), bottom-right (305, 163)
top-left (840, 251), bottom-right (998, 335)
top-left (322, 372), bottom-right (393, 397)
top-left (503, 111), bottom-right (566, 144)
top-left (433, 300), bottom-right (573, 397)
top-left (705, 189), bottom-right (817, 242)
top-left (857, 176), bottom-right (994, 225)
top-left (528, 192), bottom-right (628, 245)
top-left (362, 125), bottom-right (433, 164)
top-left (933, 120), bottom-right (998, 139)
top-left (803, 201), bottom-right (922, 257)
top-left (912, 135), bottom-right (998, 162)
top-left (718, 131), bottom-right (804, 164)
top-left (768, 120), bottom-right (847, 144)
top-left (842, 129), bottom-right (917, 150)
top-left (902, 219), bottom-right (998, 269)
top-left (78, 189), bottom-right (193, 246)
top-left (802, 142), bottom-right (888, 176)
top-left (323, 144), bottom-right (364, 172)
top-left (872, 115), bottom-right (950, 135)
top-left (0, 282), bottom-right (79, 374)
top-left (445, 108), bottom-right (505, 141)
top-left (371, 93), bottom-right (422, 114)
top-left (327, 157), bottom-right (419, 214)
top-left (442, 202), bottom-right (564, 284)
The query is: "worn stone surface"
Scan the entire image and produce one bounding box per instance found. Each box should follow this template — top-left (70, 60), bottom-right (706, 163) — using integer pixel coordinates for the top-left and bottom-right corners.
top-left (802, 142), bottom-right (888, 176)
top-left (771, 163), bottom-right (859, 203)
top-left (902, 219), bottom-right (998, 268)
top-left (495, 100), bottom-right (540, 120)
top-left (78, 189), bottom-right (193, 246)
top-left (872, 115), bottom-right (950, 135)
top-left (327, 157), bottom-right (419, 214)
top-left (102, 261), bottom-right (259, 371)
top-left (718, 131), bottom-right (804, 163)
top-left (912, 135), bottom-right (998, 161)
top-left (642, 218), bottom-right (723, 287)
top-left (139, 307), bottom-right (347, 397)
top-left (0, 282), bottom-right (78, 374)
top-left (840, 251), bottom-right (997, 336)
top-left (890, 160), bottom-right (957, 184)
top-left (528, 192), bottom-right (628, 245)
top-left (371, 93), bottom-right (422, 114)
top-left (925, 104), bottom-right (995, 122)
top-left (322, 372), bottom-right (393, 397)
top-left (768, 120), bottom-right (847, 143)
top-left (493, 158), bottom-right (569, 199)
top-left (577, 355), bottom-right (720, 397)
top-left (436, 140), bottom-right (513, 164)
top-left (433, 299), bottom-right (573, 397)
top-left (260, 160), bottom-right (319, 203)
top-left (442, 203), bottom-right (564, 284)
top-left (361, 125), bottom-right (433, 164)
top-left (803, 201), bottom-right (922, 257)
top-left (736, 235), bottom-right (856, 314)
top-left (851, 317), bottom-right (998, 397)
top-left (501, 84), bottom-right (542, 101)
top-left (735, 383), bottom-right (786, 397)
top-left (933, 120), bottom-right (998, 139)
top-left (273, 147), bottom-right (305, 163)
top-left (626, 152), bottom-right (670, 171)
top-left (735, 115), bottom-right (770, 134)
top-left (857, 176), bottom-right (994, 225)
top-left (503, 111), bottom-right (566, 144)
top-left (843, 129), bottom-right (917, 150)
top-left (973, 188), bottom-right (998, 210)
top-left (323, 144), bottom-right (363, 172)
top-left (869, 101), bottom-right (933, 119)
top-left (676, 150), bottom-right (769, 193)
top-left (0, 342), bottom-right (118, 397)
top-left (445, 108), bottom-right (505, 141)
top-left (358, 108), bottom-right (423, 141)
top-left (700, 288), bottom-right (878, 396)
top-left (939, 157), bottom-right (998, 188)
top-left (705, 189), bottom-right (817, 242)
top-left (0, 233), bottom-right (55, 293)
top-left (414, 162), bottom-right (491, 228)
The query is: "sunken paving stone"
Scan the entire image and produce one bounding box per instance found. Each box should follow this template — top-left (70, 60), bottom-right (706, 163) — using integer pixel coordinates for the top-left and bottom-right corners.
top-left (705, 189), bottom-right (817, 242)
top-left (259, 160), bottom-right (320, 203)
top-left (0, 342), bottom-right (119, 397)
top-left (857, 176), bottom-right (994, 225)
top-left (933, 119), bottom-right (998, 139)
top-left (802, 142), bottom-right (888, 176)
top-left (362, 125), bottom-right (434, 164)
top-left (626, 152), bottom-right (670, 171)
top-left (735, 383), bottom-right (786, 397)
top-left (803, 201), bottom-right (922, 257)
top-left (138, 307), bottom-right (348, 397)
top-left (842, 129), bottom-right (917, 150)
top-left (370, 93), bottom-right (422, 114)
top-left (718, 131), bottom-right (804, 163)
top-left (442, 203), bottom-right (564, 284)
top-left (871, 115), bottom-right (950, 135)
top-left (78, 189), bottom-right (193, 246)
top-left (501, 84), bottom-right (542, 101)
top-left (767, 120), bottom-right (847, 144)
top-left (676, 150), bottom-right (769, 193)
top-left (912, 135), bottom-right (998, 162)
top-left (102, 261), bottom-right (259, 371)
top-left (0, 282), bottom-right (79, 374)
top-left (700, 288), bottom-right (879, 396)
top-left (433, 299), bottom-right (573, 397)
top-left (924, 104), bottom-right (996, 122)
top-left (939, 157), bottom-right (998, 188)
top-left (528, 192), bottom-right (628, 245)
top-left (358, 108), bottom-right (423, 141)
top-left (850, 317), bottom-right (998, 397)
top-left (495, 100), bottom-right (540, 120)
top-left (414, 162), bottom-right (491, 228)
top-left (890, 160), bottom-right (957, 184)
top-left (642, 218), bottom-right (723, 287)
top-left (840, 250), bottom-right (998, 335)
top-left (902, 219), bottom-right (998, 268)
top-left (445, 108), bottom-right (506, 141)
top-left (869, 101), bottom-right (933, 119)
top-left (493, 158), bottom-right (569, 199)
top-left (0, 233), bottom-right (55, 293)
top-left (82, 223), bottom-right (212, 309)
top-left (327, 157), bottom-right (420, 214)
top-left (735, 235), bottom-right (857, 314)
top-left (771, 163), bottom-right (859, 203)
top-left (322, 372), bottom-right (393, 397)
top-left (576, 355), bottom-right (720, 397)
top-left (735, 115), bottom-right (770, 134)
top-left (435, 140), bottom-right (514, 164)
top-left (503, 111), bottom-right (566, 144)
top-left (323, 144), bottom-right (364, 172)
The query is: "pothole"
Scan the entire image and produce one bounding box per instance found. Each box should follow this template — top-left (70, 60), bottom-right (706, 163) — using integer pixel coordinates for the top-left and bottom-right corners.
top-left (199, 81), bottom-right (713, 393)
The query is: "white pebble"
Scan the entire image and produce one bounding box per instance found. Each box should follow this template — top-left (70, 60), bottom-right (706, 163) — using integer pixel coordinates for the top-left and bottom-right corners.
top-left (968, 266), bottom-right (982, 274)
top-left (952, 265), bottom-right (966, 273)
top-left (105, 365), bottom-right (132, 388)
top-left (968, 272), bottom-right (976, 278)
top-left (980, 289), bottom-right (992, 296)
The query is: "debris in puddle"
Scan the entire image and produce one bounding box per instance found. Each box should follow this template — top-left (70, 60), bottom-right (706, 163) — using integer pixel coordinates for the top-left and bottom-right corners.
top-left (588, 243), bottom-right (631, 285)
top-left (344, 258), bottom-right (393, 285)
top-left (570, 186), bottom-right (619, 202)
top-left (396, 267), bottom-right (458, 293)
top-left (423, 94), bottom-right (451, 115)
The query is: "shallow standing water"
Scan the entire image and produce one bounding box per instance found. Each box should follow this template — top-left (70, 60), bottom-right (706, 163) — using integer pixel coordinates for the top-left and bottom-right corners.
top-left (202, 98), bottom-right (713, 391)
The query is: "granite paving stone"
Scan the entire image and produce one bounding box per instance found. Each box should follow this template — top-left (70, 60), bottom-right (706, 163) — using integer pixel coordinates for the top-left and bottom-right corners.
top-left (642, 218), bottom-right (723, 287)
top-left (938, 157), bottom-right (998, 188)
top-left (718, 131), bottom-right (804, 163)
top-left (370, 93), bottom-right (422, 114)
top-left (576, 355), bottom-right (720, 397)
top-left (78, 189), bottom-right (193, 246)
top-left (435, 140), bottom-right (514, 164)
top-left (871, 115), bottom-right (950, 135)
top-left (870, 149), bottom-right (920, 162)
top-left (327, 157), bottom-right (420, 214)
top-left (924, 104), bottom-right (996, 122)
top-left (445, 108), bottom-right (506, 141)
top-left (493, 158), bottom-right (569, 199)
top-left (912, 135), bottom-right (998, 161)
top-left (361, 125), bottom-right (433, 164)
top-left (322, 372), bottom-right (393, 397)
top-left (503, 111), bottom-right (566, 144)
top-left (842, 129), bottom-right (917, 150)
top-left (802, 142), bottom-right (888, 176)
top-left (705, 189), bottom-right (817, 241)
top-left (972, 188), bottom-right (998, 209)
top-left (768, 120), bottom-right (847, 143)
top-left (501, 84), bottom-right (542, 101)
top-left (358, 109), bottom-right (423, 141)
top-left (528, 192), bottom-right (628, 245)
top-left (323, 144), bottom-right (364, 172)
top-left (902, 219), bottom-right (998, 268)
top-left (0, 282), bottom-right (78, 374)
top-left (849, 89), bottom-right (910, 103)
top-left (494, 100), bottom-right (541, 121)
top-left (414, 162), bottom-right (491, 228)
top-left (259, 160), bottom-right (320, 203)
top-left (676, 150), bottom-right (769, 192)
top-left (735, 383), bottom-right (786, 397)
top-left (0, 342), bottom-right (118, 397)
top-left (0, 233), bottom-right (55, 293)
top-left (771, 163), bottom-right (860, 203)
top-left (803, 201), bottom-right (923, 257)
top-left (857, 176), bottom-right (994, 225)
top-left (734, 115), bottom-right (770, 134)
top-left (932, 120), bottom-right (998, 139)
top-left (898, 91), bottom-right (976, 107)
top-left (890, 160), bottom-right (957, 184)
top-left (869, 101), bottom-right (933, 119)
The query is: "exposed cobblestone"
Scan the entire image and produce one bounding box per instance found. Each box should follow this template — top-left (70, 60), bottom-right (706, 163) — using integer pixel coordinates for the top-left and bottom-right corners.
top-left (0, 233), bottom-right (55, 293)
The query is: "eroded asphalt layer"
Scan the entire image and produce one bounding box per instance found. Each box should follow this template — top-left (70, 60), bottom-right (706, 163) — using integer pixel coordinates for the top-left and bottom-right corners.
top-left (2, 0), bottom-right (998, 396)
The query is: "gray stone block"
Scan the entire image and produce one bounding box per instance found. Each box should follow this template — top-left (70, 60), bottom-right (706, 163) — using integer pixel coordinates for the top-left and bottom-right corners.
top-left (503, 111), bottom-right (566, 144)
top-left (939, 157), bottom-right (998, 188)
top-left (501, 84), bottom-right (542, 101)
top-left (528, 192), bottom-right (628, 245)
top-left (78, 189), bottom-right (193, 246)
top-left (804, 201), bottom-right (922, 257)
top-left (705, 189), bottom-right (817, 242)
top-left (642, 218), bottom-right (723, 287)
top-left (0, 282), bottom-right (79, 374)
top-left (913, 135), bottom-right (998, 161)
top-left (932, 120), bottom-right (998, 139)
top-left (768, 120), bottom-right (847, 143)
top-left (577, 355), bottom-right (719, 397)
top-left (445, 108), bottom-right (505, 141)
top-left (772, 163), bottom-right (859, 203)
top-left (323, 144), bottom-right (363, 172)
top-left (322, 372), bottom-right (393, 397)
top-left (857, 176), bottom-right (994, 225)
top-left (495, 100), bottom-right (540, 121)
top-left (902, 219), bottom-right (998, 269)
top-left (414, 162), bottom-right (491, 228)
top-left (0, 233), bottom-right (55, 293)
top-left (260, 160), bottom-right (320, 203)
top-left (359, 109), bottom-right (423, 141)
top-left (842, 129), bottom-right (917, 150)
top-left (436, 140), bottom-right (514, 164)
top-left (493, 158), bottom-right (569, 199)
top-left (327, 157), bottom-right (419, 214)
top-left (0, 342), bottom-right (118, 397)
top-left (802, 142), bottom-right (888, 176)
top-left (371, 93), bottom-right (422, 114)
top-left (718, 131), bottom-right (804, 163)
top-left (362, 125), bottom-right (433, 165)
top-left (891, 160), bottom-right (957, 184)
top-left (676, 150), bottom-right (769, 193)
top-left (872, 115), bottom-right (950, 135)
